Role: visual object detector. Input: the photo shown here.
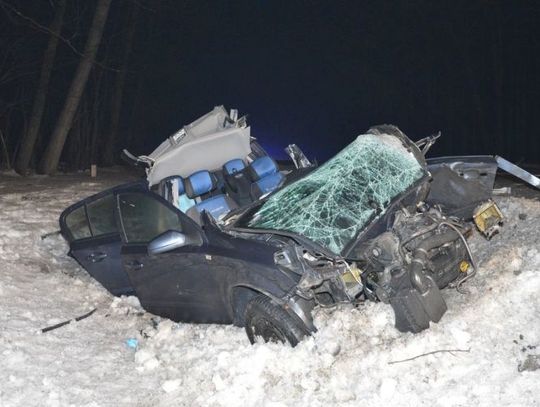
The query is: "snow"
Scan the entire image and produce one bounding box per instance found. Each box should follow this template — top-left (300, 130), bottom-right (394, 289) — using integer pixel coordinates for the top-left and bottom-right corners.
top-left (0, 169), bottom-right (539, 406)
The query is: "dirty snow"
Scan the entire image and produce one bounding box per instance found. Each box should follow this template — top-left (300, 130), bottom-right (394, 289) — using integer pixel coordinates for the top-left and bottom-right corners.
top-left (0, 169), bottom-right (538, 406)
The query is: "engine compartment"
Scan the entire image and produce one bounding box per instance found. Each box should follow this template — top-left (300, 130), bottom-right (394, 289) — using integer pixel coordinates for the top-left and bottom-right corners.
top-left (356, 205), bottom-right (471, 332)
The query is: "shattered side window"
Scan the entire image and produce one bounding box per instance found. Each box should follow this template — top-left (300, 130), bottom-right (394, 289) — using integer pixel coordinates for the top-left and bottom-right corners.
top-left (246, 134), bottom-right (425, 254)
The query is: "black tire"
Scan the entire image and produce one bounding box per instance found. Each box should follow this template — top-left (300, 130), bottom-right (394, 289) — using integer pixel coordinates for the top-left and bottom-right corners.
top-left (244, 295), bottom-right (307, 347)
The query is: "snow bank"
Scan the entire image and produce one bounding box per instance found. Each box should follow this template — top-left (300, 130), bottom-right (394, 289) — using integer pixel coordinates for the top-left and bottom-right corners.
top-left (0, 170), bottom-right (538, 406)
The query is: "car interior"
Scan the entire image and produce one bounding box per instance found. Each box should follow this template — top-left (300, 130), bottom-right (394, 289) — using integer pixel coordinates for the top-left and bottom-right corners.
top-left (157, 154), bottom-right (285, 225)
top-left (142, 107), bottom-right (288, 224)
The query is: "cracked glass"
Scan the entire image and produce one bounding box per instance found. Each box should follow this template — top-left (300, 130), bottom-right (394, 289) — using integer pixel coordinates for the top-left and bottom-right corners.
top-left (246, 134), bottom-right (425, 254)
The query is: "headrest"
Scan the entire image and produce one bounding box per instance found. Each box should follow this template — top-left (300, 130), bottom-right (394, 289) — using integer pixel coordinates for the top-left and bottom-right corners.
top-left (249, 156), bottom-right (278, 180)
top-left (223, 158), bottom-right (246, 175)
top-left (185, 170), bottom-right (216, 198)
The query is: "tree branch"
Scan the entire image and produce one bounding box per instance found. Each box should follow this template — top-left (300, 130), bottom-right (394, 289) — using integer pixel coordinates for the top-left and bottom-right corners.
top-left (388, 348), bottom-right (471, 365)
top-left (0, 0), bottom-right (121, 72)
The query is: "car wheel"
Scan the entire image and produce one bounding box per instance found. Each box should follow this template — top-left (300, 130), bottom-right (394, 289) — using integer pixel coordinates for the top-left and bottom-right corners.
top-left (244, 295), bottom-right (307, 347)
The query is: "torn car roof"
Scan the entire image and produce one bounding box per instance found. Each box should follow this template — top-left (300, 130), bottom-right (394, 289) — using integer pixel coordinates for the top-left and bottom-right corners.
top-left (141, 106), bottom-right (252, 186)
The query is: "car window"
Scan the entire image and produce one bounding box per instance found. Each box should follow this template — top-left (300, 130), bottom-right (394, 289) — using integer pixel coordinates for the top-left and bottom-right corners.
top-left (118, 192), bottom-right (183, 243)
top-left (65, 206), bottom-right (91, 240)
top-left (87, 194), bottom-right (117, 236)
top-left (243, 134), bottom-right (425, 255)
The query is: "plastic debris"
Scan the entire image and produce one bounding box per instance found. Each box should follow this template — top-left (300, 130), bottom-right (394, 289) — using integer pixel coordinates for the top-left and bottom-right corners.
top-left (125, 338), bottom-right (138, 349)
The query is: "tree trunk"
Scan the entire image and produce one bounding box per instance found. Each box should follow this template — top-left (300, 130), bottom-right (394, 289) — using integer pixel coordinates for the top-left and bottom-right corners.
top-left (102, 3), bottom-right (138, 166)
top-left (14, 0), bottom-right (66, 175)
top-left (90, 68), bottom-right (105, 164)
top-left (38, 0), bottom-right (112, 174)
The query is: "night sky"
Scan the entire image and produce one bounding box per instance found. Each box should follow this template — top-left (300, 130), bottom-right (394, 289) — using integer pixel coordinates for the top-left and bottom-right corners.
top-left (2, 1), bottom-right (540, 168)
top-left (130, 1), bottom-right (540, 164)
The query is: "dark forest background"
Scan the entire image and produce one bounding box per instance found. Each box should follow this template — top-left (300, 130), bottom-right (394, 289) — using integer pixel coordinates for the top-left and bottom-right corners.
top-left (1, 0), bottom-right (539, 174)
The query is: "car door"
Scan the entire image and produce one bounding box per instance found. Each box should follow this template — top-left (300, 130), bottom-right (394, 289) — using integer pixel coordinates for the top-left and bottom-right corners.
top-left (426, 155), bottom-right (498, 219)
top-left (61, 191), bottom-right (133, 296)
top-left (116, 191), bottom-right (232, 324)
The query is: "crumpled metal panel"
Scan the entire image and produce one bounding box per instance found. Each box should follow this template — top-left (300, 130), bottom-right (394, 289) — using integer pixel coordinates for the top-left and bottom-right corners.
top-left (248, 134), bottom-right (425, 254)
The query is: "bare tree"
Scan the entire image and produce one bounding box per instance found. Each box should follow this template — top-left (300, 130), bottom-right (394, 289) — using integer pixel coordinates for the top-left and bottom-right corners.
top-left (102, 2), bottom-right (138, 166)
top-left (38, 0), bottom-right (111, 174)
top-left (14, 0), bottom-right (66, 175)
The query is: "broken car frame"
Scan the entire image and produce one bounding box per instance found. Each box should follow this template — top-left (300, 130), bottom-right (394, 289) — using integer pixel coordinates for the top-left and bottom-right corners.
top-left (60, 108), bottom-right (540, 345)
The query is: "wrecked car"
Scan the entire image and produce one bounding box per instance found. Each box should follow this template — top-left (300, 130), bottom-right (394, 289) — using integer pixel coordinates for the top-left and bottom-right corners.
top-left (59, 107), bottom-right (538, 346)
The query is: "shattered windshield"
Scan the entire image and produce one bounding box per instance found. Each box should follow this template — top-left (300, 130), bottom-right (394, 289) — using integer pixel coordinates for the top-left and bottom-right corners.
top-left (244, 134), bottom-right (426, 254)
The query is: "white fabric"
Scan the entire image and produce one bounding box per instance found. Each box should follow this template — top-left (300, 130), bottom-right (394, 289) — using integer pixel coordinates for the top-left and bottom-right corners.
top-left (148, 106), bottom-right (231, 162)
top-left (147, 126), bottom-right (251, 186)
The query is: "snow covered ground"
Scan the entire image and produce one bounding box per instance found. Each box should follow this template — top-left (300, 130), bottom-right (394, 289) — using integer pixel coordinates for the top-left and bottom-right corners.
top-left (0, 168), bottom-right (538, 407)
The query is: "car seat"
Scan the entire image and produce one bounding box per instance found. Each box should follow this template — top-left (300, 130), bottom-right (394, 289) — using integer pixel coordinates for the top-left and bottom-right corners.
top-left (222, 158), bottom-right (253, 206)
top-left (158, 175), bottom-right (196, 213)
top-left (184, 170), bottom-right (238, 224)
top-left (248, 156), bottom-right (284, 200)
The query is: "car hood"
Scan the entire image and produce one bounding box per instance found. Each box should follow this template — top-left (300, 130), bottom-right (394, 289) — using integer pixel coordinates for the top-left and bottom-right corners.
top-left (241, 132), bottom-right (427, 255)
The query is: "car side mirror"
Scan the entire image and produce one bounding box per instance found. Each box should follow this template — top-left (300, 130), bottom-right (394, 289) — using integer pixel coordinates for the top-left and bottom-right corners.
top-left (148, 230), bottom-right (191, 255)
